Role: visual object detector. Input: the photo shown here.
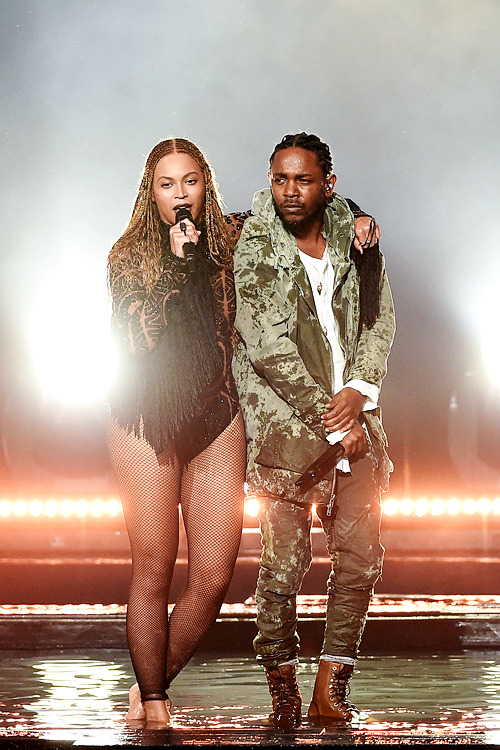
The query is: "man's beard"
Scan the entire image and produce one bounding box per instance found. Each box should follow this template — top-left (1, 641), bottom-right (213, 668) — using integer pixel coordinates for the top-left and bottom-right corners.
top-left (274, 200), bottom-right (325, 235)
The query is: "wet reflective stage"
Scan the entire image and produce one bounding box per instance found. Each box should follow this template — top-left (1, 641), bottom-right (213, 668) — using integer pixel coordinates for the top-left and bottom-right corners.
top-left (0, 650), bottom-right (499, 747)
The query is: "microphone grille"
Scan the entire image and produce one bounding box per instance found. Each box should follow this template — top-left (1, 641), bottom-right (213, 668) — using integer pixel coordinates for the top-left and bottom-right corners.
top-left (175, 207), bottom-right (193, 223)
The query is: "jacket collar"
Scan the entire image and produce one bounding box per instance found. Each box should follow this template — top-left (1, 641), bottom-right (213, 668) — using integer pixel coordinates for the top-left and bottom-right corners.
top-left (251, 190), bottom-right (313, 310)
top-left (251, 189), bottom-right (352, 305)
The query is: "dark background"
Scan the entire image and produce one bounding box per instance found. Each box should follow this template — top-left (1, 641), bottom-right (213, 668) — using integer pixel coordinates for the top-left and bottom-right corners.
top-left (2, 0), bottom-right (500, 501)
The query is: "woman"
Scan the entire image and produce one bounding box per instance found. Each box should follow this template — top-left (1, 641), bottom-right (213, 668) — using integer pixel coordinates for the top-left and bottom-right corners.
top-left (107, 138), bottom-right (247, 726)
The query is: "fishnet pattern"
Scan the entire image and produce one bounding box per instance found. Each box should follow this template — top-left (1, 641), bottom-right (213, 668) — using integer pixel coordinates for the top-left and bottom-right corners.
top-left (108, 411), bottom-right (246, 701)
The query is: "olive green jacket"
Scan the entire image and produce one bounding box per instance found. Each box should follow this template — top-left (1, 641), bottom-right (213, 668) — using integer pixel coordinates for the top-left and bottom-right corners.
top-left (233, 189), bottom-right (396, 505)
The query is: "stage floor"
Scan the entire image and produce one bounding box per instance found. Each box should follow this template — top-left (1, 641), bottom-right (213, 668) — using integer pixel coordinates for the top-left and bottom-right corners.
top-left (0, 649), bottom-right (499, 748)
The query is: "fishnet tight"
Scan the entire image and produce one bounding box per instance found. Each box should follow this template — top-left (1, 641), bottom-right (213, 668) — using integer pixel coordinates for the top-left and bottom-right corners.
top-left (107, 411), bottom-right (246, 701)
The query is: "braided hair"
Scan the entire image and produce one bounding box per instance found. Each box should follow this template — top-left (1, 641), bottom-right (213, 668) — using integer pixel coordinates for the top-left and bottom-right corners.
top-left (270, 132), bottom-right (333, 177)
top-left (270, 132), bottom-right (382, 330)
top-left (108, 138), bottom-right (233, 292)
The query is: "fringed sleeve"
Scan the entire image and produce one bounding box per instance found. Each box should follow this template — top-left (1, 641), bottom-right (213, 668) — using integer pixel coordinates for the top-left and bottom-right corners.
top-left (109, 261), bottom-right (190, 354)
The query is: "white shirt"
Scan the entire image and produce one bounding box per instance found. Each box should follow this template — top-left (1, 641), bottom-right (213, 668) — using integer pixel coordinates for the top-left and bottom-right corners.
top-left (298, 247), bottom-right (378, 472)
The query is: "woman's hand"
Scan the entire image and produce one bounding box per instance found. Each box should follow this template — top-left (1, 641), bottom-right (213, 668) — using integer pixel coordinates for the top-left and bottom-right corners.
top-left (353, 215), bottom-right (380, 254)
top-left (169, 217), bottom-right (201, 259)
top-left (340, 423), bottom-right (367, 458)
top-left (322, 387), bottom-right (366, 433)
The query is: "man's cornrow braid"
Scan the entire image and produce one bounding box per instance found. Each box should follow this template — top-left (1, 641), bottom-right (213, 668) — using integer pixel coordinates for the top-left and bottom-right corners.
top-left (269, 132), bottom-right (333, 177)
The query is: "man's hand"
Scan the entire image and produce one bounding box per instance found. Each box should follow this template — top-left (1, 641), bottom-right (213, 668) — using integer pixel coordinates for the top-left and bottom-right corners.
top-left (322, 387), bottom-right (366, 433)
top-left (353, 215), bottom-right (380, 254)
top-left (340, 423), bottom-right (367, 458)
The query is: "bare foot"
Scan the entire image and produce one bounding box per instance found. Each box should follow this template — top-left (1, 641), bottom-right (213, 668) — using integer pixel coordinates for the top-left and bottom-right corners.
top-left (125, 684), bottom-right (173, 726)
top-left (126, 684), bottom-right (146, 722)
top-left (143, 699), bottom-right (173, 727)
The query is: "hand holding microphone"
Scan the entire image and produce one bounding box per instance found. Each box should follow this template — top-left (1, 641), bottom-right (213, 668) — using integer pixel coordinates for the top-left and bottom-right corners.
top-left (170, 207), bottom-right (200, 271)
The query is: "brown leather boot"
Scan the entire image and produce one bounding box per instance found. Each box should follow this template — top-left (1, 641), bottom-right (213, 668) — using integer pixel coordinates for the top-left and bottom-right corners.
top-left (264, 663), bottom-right (302, 728)
top-left (308, 660), bottom-right (359, 723)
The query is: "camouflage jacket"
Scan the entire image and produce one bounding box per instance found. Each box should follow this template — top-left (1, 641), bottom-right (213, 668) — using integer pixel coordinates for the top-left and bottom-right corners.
top-left (233, 189), bottom-right (396, 505)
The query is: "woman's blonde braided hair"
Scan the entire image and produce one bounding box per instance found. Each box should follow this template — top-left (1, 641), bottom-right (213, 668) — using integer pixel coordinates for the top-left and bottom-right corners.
top-left (108, 138), bottom-right (233, 292)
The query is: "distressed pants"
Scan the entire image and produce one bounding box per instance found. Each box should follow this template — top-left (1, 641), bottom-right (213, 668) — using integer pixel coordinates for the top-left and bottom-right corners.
top-left (253, 455), bottom-right (384, 666)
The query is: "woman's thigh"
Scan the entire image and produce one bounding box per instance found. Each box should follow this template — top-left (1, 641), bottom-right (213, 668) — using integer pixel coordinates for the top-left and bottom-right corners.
top-left (107, 418), bottom-right (181, 556)
top-left (179, 411), bottom-right (246, 569)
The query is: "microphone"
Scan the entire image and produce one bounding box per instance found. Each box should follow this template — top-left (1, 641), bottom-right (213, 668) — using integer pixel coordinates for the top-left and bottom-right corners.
top-left (175, 207), bottom-right (196, 272)
top-left (295, 442), bottom-right (345, 495)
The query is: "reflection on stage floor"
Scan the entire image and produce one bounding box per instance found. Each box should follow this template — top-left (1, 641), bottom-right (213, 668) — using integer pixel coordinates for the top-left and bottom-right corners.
top-left (0, 649), bottom-right (499, 747)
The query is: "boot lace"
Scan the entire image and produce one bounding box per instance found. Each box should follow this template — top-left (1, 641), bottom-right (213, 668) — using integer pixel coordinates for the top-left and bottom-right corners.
top-left (267, 668), bottom-right (300, 718)
top-left (329, 669), bottom-right (357, 715)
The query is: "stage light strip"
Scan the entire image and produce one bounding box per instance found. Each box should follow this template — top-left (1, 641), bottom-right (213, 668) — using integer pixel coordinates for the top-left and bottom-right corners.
top-left (381, 497), bottom-right (500, 517)
top-left (0, 496), bottom-right (500, 519)
top-left (245, 496), bottom-right (500, 518)
top-left (0, 498), bottom-right (122, 519)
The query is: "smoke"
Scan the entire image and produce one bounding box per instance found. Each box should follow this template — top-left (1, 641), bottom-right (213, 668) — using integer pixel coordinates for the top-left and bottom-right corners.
top-left (1, 0), bottom-right (499, 491)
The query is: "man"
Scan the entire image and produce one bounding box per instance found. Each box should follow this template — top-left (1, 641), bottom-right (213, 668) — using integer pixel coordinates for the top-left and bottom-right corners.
top-left (233, 132), bottom-right (395, 728)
